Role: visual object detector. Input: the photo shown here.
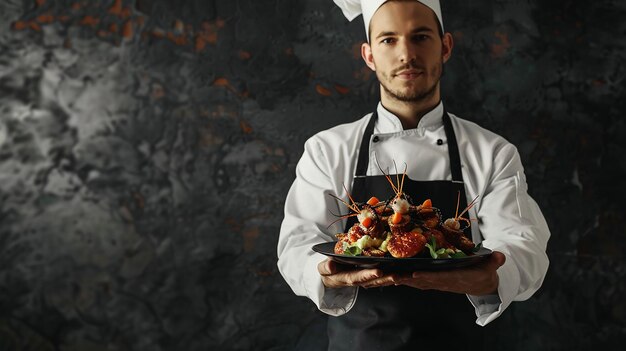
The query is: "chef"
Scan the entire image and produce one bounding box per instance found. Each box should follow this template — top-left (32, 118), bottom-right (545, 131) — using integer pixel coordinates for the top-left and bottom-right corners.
top-left (277, 0), bottom-right (550, 349)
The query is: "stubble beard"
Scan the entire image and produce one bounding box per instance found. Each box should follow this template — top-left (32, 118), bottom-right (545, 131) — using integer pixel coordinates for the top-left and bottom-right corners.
top-left (378, 61), bottom-right (442, 103)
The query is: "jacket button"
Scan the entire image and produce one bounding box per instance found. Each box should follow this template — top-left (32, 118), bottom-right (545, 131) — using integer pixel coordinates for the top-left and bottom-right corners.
top-left (436, 139), bottom-right (443, 145)
top-left (373, 136), bottom-right (379, 143)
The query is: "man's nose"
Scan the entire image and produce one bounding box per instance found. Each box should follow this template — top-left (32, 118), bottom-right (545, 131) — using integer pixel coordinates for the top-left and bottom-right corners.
top-left (398, 39), bottom-right (417, 64)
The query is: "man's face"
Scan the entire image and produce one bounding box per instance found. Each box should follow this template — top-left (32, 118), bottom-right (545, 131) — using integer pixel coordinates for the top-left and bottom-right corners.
top-left (363, 1), bottom-right (452, 103)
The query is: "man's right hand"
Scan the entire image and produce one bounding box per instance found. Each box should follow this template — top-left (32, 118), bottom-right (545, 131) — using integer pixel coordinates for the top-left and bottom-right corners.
top-left (317, 259), bottom-right (402, 288)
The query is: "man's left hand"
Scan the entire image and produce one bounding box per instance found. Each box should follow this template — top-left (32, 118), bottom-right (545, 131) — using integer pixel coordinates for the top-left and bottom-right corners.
top-left (398, 251), bottom-right (506, 296)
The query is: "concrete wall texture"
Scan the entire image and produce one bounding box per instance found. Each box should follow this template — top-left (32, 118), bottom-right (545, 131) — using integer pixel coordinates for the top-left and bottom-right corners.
top-left (0, 0), bottom-right (624, 350)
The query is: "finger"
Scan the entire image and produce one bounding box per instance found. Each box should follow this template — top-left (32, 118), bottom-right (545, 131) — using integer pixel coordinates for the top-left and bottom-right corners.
top-left (318, 259), bottom-right (336, 276)
top-left (354, 269), bottom-right (383, 283)
top-left (480, 251), bottom-right (506, 271)
top-left (411, 270), bottom-right (446, 280)
top-left (366, 272), bottom-right (413, 288)
top-left (340, 268), bottom-right (382, 286)
top-left (359, 274), bottom-right (400, 288)
top-left (491, 251), bottom-right (506, 267)
top-left (361, 280), bottom-right (395, 289)
top-left (399, 277), bottom-right (430, 290)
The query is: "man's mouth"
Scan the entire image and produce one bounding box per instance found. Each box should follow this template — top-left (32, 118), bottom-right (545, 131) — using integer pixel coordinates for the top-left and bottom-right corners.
top-left (394, 69), bottom-right (422, 80)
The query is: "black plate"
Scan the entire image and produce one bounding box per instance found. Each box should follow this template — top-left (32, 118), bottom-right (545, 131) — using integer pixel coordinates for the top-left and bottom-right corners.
top-left (312, 242), bottom-right (492, 271)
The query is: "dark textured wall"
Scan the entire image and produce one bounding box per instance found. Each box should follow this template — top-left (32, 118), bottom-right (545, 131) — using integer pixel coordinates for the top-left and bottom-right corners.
top-left (0, 0), bottom-right (624, 350)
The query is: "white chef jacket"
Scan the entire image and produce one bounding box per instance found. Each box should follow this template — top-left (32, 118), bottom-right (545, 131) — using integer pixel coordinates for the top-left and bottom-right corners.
top-left (277, 101), bottom-right (550, 326)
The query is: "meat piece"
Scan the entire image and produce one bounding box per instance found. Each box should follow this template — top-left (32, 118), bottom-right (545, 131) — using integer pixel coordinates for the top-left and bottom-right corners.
top-left (334, 234), bottom-right (349, 254)
top-left (414, 208), bottom-right (440, 228)
top-left (347, 224), bottom-right (367, 243)
top-left (388, 214), bottom-right (412, 235)
top-left (362, 220), bottom-right (385, 239)
top-left (440, 225), bottom-right (475, 252)
top-left (387, 229), bottom-right (427, 258)
top-left (422, 228), bottom-right (454, 249)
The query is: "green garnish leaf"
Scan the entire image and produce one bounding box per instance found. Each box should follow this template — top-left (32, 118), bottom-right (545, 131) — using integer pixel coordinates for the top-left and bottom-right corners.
top-left (436, 248), bottom-right (449, 258)
top-left (425, 242), bottom-right (438, 259)
top-left (450, 251), bottom-right (468, 258)
top-left (344, 246), bottom-right (362, 256)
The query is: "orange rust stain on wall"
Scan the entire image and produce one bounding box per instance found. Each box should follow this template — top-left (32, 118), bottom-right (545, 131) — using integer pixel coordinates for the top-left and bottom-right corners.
top-left (151, 29), bottom-right (165, 39)
top-left (106, 0), bottom-right (131, 17)
top-left (243, 227), bottom-right (260, 253)
top-left (212, 78), bottom-right (244, 97)
top-left (152, 84), bottom-right (165, 99)
top-left (108, 0), bottom-right (122, 15)
top-left (120, 7), bottom-right (132, 18)
top-left (122, 21), bottom-right (133, 38)
top-left (213, 78), bottom-right (230, 87)
top-left (13, 20), bottom-right (42, 31)
top-left (316, 84), bottom-right (332, 96)
top-left (238, 50), bottom-right (251, 60)
top-left (36, 14), bottom-right (54, 24)
top-left (194, 20), bottom-right (222, 50)
top-left (194, 36), bottom-right (208, 51)
top-left (16, 3), bottom-right (227, 52)
top-left (167, 32), bottom-right (188, 46)
top-left (334, 84), bottom-right (350, 95)
top-left (491, 31), bottom-right (511, 58)
top-left (12, 21), bottom-right (28, 30)
top-left (173, 20), bottom-right (184, 32)
top-left (80, 15), bottom-right (100, 27)
top-left (29, 22), bottom-right (42, 31)
top-left (240, 121), bottom-right (253, 134)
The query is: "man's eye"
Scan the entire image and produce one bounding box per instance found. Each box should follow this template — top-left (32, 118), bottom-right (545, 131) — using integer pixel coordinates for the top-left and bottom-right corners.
top-left (413, 34), bottom-right (429, 42)
top-left (381, 38), bottom-right (395, 44)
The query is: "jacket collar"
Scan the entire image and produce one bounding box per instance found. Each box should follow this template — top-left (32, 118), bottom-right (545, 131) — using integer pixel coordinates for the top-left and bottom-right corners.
top-left (375, 101), bottom-right (444, 133)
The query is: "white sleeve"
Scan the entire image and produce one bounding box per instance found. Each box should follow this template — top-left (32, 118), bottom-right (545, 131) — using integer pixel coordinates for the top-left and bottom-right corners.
top-left (467, 143), bottom-right (550, 326)
top-left (277, 136), bottom-right (357, 316)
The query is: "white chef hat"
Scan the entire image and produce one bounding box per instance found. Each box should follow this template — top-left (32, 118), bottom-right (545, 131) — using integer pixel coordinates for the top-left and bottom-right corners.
top-left (333, 0), bottom-right (444, 41)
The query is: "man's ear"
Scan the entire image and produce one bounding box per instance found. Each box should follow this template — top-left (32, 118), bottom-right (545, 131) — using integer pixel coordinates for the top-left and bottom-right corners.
top-left (442, 32), bottom-right (454, 64)
top-left (361, 42), bottom-right (376, 71)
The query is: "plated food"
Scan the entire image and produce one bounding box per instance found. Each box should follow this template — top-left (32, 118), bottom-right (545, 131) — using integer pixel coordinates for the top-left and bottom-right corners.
top-left (329, 167), bottom-right (481, 259)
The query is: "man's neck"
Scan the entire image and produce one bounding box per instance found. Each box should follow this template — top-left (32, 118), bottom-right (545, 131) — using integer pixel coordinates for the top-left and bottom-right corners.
top-left (380, 91), bottom-right (441, 130)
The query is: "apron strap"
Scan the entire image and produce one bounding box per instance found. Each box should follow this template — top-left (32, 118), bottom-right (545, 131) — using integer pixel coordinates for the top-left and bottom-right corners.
top-left (442, 109), bottom-right (463, 182)
top-left (355, 111), bottom-right (378, 177)
top-left (349, 111), bottom-right (378, 204)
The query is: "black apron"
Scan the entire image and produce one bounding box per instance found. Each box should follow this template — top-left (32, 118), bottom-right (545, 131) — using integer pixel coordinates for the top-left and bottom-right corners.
top-left (326, 109), bottom-right (486, 351)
